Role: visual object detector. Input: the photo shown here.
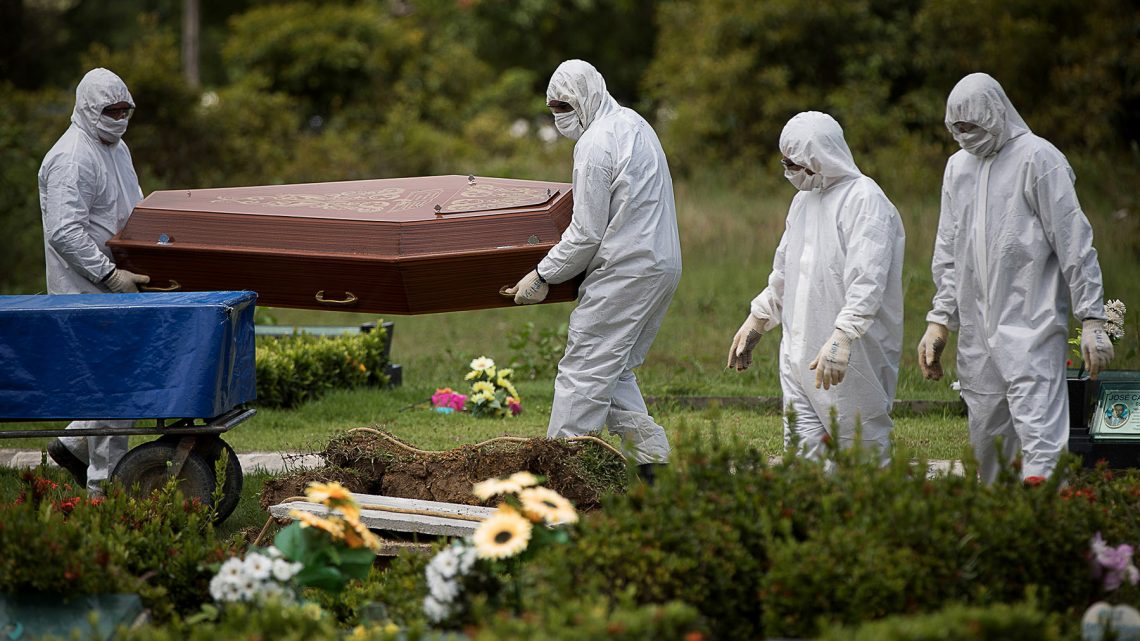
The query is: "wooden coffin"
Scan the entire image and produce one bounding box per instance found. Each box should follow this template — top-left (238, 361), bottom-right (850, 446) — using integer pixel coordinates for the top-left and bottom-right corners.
top-left (107, 175), bottom-right (579, 315)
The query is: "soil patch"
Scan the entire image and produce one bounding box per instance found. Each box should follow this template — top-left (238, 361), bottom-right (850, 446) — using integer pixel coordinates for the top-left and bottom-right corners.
top-left (260, 429), bottom-right (628, 512)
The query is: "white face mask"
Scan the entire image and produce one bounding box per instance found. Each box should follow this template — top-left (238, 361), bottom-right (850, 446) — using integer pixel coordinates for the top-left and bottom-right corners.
top-left (96, 114), bottom-right (129, 145)
top-left (785, 168), bottom-right (822, 192)
top-left (554, 111), bottom-right (584, 141)
top-left (953, 128), bottom-right (996, 157)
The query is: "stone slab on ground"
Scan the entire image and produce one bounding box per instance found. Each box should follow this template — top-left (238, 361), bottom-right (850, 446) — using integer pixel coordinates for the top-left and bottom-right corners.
top-left (270, 493), bottom-right (497, 539)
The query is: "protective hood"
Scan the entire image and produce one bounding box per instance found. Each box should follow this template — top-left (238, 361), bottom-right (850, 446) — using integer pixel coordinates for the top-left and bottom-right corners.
top-left (944, 73), bottom-right (1030, 154)
top-left (70, 68), bottom-right (134, 143)
top-left (779, 111), bottom-right (862, 186)
top-left (546, 59), bottom-right (620, 132)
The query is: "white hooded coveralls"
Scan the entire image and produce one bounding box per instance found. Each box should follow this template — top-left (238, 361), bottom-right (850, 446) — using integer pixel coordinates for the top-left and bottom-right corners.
top-left (750, 112), bottom-right (905, 464)
top-left (539, 60), bottom-right (682, 464)
top-left (928, 73), bottom-right (1106, 482)
top-left (38, 68), bottom-right (143, 493)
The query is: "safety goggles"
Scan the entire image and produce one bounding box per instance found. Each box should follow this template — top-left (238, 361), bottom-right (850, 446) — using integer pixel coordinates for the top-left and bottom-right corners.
top-left (780, 157), bottom-right (805, 171)
top-left (102, 105), bottom-right (136, 120)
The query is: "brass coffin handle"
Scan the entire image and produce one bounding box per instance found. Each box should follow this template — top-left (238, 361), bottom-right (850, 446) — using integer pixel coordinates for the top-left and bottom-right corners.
top-left (499, 286), bottom-right (515, 298)
top-left (141, 279), bottom-right (181, 292)
top-left (315, 290), bottom-right (359, 306)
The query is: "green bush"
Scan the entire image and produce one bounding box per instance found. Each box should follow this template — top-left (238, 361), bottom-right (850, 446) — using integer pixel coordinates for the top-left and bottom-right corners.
top-left (255, 325), bottom-right (390, 409)
top-left (0, 470), bottom-right (235, 622)
top-left (816, 600), bottom-right (1062, 641)
top-left (516, 432), bottom-right (1140, 640)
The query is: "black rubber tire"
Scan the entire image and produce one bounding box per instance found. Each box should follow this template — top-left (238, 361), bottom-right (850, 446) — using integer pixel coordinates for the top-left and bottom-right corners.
top-left (111, 441), bottom-right (216, 509)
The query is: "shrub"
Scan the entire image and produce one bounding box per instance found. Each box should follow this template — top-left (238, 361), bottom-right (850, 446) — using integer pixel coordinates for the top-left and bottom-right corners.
top-left (816, 600), bottom-right (1061, 641)
top-left (0, 470), bottom-right (236, 622)
top-left (516, 430), bottom-right (1140, 640)
top-left (255, 325), bottom-right (390, 409)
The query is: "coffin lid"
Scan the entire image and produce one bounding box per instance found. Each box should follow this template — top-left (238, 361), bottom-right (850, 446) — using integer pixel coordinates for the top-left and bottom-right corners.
top-left (138, 175), bottom-right (566, 222)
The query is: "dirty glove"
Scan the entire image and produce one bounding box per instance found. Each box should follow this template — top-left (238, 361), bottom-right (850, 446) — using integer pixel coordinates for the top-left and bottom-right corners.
top-left (917, 322), bottom-right (950, 381)
top-left (809, 328), bottom-right (853, 390)
top-left (504, 269), bottom-right (549, 305)
top-left (1081, 318), bottom-right (1115, 380)
top-left (727, 314), bottom-right (767, 371)
top-left (104, 268), bottom-right (150, 293)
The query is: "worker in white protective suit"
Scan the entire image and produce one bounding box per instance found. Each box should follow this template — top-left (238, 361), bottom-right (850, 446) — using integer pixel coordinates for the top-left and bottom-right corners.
top-left (728, 112), bottom-right (905, 466)
top-left (505, 60), bottom-right (682, 480)
top-left (918, 73), bottom-right (1113, 483)
top-left (39, 68), bottom-right (149, 496)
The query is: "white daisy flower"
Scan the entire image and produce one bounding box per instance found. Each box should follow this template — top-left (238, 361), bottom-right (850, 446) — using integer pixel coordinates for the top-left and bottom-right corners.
top-left (264, 546), bottom-right (283, 559)
top-left (429, 548), bottom-right (461, 578)
top-left (244, 552), bottom-right (272, 580)
top-left (219, 557), bottom-right (244, 580)
top-left (469, 356), bottom-right (495, 372)
top-left (271, 557), bottom-right (301, 582)
top-left (427, 571), bottom-right (460, 603)
top-left (423, 595), bottom-right (451, 623)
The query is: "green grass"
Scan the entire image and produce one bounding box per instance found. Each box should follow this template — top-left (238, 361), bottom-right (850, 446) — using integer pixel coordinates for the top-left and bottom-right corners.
top-left (2, 159), bottom-right (1136, 462)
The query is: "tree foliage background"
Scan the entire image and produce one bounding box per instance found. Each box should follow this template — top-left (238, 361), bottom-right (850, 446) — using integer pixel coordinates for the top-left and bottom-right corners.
top-left (1, 0), bottom-right (1137, 293)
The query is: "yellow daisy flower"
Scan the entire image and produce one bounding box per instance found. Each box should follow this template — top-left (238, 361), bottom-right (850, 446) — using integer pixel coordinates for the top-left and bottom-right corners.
top-left (289, 509), bottom-right (345, 539)
top-left (472, 381), bottom-right (495, 395)
top-left (343, 518), bottom-right (382, 552)
top-left (306, 481), bottom-right (362, 520)
top-left (497, 368), bottom-right (514, 379)
top-left (519, 487), bottom-right (579, 525)
top-left (499, 379), bottom-right (519, 399)
top-left (507, 471), bottom-right (539, 489)
top-left (472, 477), bottom-right (523, 500)
top-left (464, 370), bottom-right (479, 380)
top-left (306, 481), bottom-right (352, 504)
top-left (473, 506), bottom-right (533, 559)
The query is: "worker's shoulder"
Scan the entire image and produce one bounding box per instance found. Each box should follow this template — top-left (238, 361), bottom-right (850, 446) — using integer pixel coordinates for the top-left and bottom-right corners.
top-left (39, 128), bottom-right (103, 183)
top-left (1007, 132), bottom-right (1069, 168)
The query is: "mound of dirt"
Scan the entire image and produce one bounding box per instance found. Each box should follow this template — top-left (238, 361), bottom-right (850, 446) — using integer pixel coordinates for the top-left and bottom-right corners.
top-left (260, 429), bottom-right (628, 512)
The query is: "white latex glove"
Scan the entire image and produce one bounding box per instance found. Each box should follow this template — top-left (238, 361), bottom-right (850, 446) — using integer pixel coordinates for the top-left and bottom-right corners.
top-left (1081, 318), bottom-right (1115, 380)
top-left (917, 322), bottom-right (950, 381)
top-left (104, 268), bottom-right (150, 293)
top-left (504, 269), bottom-right (549, 305)
top-left (809, 328), bottom-right (853, 390)
top-left (727, 314), bottom-right (767, 371)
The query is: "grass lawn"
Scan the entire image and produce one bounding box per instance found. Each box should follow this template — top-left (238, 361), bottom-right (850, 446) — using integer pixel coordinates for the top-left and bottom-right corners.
top-left (0, 164), bottom-right (1134, 508)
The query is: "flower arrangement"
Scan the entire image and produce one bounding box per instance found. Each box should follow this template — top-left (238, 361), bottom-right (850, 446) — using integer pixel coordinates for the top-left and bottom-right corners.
top-left (1070, 299), bottom-right (1127, 372)
top-left (463, 356), bottom-right (522, 418)
top-left (1090, 532), bottom-right (1140, 592)
top-left (274, 481), bottom-right (381, 593)
top-left (206, 481), bottom-right (379, 606)
top-left (422, 472), bottom-right (578, 625)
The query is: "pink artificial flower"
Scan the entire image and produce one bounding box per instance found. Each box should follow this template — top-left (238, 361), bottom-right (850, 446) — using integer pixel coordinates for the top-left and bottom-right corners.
top-left (507, 397), bottom-right (522, 416)
top-left (431, 388), bottom-right (468, 412)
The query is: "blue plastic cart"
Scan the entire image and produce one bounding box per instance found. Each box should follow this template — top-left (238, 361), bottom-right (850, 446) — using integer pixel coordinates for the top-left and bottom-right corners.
top-left (0, 291), bottom-right (258, 522)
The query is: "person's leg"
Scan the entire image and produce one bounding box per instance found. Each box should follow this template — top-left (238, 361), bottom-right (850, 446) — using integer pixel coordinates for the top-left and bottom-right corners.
top-left (608, 370), bottom-right (670, 464)
top-left (838, 412), bottom-right (893, 467)
top-left (86, 429), bottom-right (131, 495)
top-left (1007, 371), bottom-right (1068, 480)
top-left (604, 273), bottom-right (678, 465)
top-left (960, 390), bottom-right (1019, 483)
top-left (50, 422), bottom-right (92, 487)
top-left (782, 387), bottom-right (830, 463)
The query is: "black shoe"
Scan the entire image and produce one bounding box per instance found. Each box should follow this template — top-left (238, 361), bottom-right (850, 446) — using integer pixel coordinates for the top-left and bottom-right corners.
top-left (637, 463), bottom-right (667, 486)
top-left (47, 438), bottom-right (87, 488)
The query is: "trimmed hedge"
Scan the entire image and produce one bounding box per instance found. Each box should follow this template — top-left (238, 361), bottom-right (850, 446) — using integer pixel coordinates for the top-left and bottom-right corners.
top-left (255, 325), bottom-right (390, 409)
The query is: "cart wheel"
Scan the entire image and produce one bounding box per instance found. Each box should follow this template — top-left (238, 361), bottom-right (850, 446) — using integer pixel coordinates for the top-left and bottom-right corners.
top-left (112, 441), bottom-right (215, 509)
top-left (211, 439), bottom-right (244, 524)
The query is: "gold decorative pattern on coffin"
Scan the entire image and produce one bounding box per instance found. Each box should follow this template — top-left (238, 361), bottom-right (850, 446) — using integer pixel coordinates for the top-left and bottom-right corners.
top-left (440, 184), bottom-right (555, 213)
top-left (211, 188), bottom-right (444, 214)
